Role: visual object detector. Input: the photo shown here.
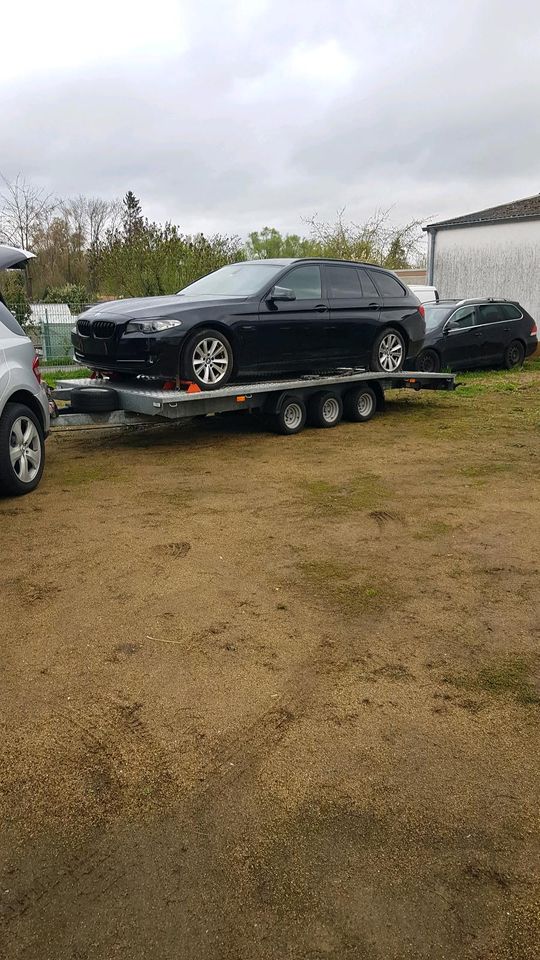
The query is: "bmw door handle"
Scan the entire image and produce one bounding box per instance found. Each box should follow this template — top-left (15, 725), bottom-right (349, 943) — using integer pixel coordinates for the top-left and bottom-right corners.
top-left (314, 304), bottom-right (328, 312)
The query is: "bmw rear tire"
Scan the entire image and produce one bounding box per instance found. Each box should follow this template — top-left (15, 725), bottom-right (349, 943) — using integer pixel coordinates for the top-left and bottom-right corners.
top-left (370, 328), bottom-right (406, 373)
top-left (181, 328), bottom-right (233, 390)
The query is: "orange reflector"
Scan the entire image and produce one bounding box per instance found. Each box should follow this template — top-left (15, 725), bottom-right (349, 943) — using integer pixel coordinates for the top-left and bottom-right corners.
top-left (236, 395), bottom-right (247, 403)
top-left (186, 383), bottom-right (202, 394)
top-left (408, 378), bottom-right (417, 383)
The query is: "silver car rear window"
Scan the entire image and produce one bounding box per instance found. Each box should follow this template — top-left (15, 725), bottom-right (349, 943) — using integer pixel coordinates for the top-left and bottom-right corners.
top-left (0, 301), bottom-right (26, 337)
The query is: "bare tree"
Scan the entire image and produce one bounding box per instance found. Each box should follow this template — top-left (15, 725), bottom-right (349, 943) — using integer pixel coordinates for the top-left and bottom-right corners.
top-left (87, 197), bottom-right (122, 247)
top-left (0, 173), bottom-right (56, 250)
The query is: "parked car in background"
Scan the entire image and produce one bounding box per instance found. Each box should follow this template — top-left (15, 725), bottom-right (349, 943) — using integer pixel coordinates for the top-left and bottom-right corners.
top-left (0, 246), bottom-right (50, 496)
top-left (410, 284), bottom-right (439, 303)
top-left (72, 259), bottom-right (425, 389)
top-left (414, 298), bottom-right (538, 372)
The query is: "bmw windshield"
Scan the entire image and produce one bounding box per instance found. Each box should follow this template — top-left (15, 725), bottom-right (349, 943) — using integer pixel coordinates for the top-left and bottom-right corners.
top-left (177, 263), bottom-right (284, 298)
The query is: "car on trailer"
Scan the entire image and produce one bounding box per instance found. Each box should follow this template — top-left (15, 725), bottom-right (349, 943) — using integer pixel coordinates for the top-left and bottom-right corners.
top-left (71, 259), bottom-right (426, 389)
top-left (0, 246), bottom-right (50, 496)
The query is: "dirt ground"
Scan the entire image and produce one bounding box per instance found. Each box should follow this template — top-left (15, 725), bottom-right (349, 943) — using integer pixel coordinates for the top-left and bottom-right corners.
top-left (1, 365), bottom-right (540, 960)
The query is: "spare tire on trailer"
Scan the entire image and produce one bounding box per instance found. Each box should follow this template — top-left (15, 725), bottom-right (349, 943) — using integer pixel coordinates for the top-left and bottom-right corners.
top-left (70, 386), bottom-right (119, 413)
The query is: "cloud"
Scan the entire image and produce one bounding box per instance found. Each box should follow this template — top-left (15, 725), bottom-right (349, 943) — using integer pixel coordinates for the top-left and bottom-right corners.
top-left (1, 0), bottom-right (539, 236)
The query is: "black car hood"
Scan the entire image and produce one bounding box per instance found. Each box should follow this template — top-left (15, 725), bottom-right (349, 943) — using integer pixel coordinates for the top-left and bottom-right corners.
top-left (80, 295), bottom-right (247, 322)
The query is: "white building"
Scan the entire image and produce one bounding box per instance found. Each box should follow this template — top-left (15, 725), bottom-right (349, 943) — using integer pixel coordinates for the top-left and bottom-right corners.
top-left (425, 194), bottom-right (540, 320)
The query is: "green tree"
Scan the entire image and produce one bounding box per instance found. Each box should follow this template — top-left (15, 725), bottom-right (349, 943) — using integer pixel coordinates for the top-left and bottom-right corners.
top-left (122, 191), bottom-right (144, 242)
top-left (42, 283), bottom-right (89, 312)
top-left (245, 227), bottom-right (315, 260)
top-left (0, 271), bottom-right (32, 329)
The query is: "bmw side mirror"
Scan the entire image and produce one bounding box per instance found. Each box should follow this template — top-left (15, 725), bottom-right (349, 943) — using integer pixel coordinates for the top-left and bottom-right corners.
top-left (268, 285), bottom-right (296, 302)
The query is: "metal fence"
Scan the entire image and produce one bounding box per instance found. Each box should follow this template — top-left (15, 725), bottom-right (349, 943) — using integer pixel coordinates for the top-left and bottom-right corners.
top-left (9, 302), bottom-right (95, 369)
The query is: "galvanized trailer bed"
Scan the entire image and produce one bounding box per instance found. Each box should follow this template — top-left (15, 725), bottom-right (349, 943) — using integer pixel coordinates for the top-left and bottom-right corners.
top-left (51, 369), bottom-right (456, 432)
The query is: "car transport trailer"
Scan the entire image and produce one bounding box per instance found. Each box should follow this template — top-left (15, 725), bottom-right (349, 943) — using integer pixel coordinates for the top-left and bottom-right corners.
top-left (51, 369), bottom-right (456, 435)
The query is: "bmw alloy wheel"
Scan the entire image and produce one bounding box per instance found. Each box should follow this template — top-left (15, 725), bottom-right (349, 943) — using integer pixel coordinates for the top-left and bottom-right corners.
top-left (378, 332), bottom-right (404, 372)
top-left (192, 337), bottom-right (230, 386)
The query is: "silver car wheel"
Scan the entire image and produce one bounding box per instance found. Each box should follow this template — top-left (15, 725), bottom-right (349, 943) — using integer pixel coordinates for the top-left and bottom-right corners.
top-left (9, 416), bottom-right (42, 484)
top-left (192, 338), bottom-right (230, 385)
top-left (378, 332), bottom-right (404, 372)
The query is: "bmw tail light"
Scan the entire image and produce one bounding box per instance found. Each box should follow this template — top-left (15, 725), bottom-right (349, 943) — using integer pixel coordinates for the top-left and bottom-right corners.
top-left (32, 355), bottom-right (42, 384)
top-left (418, 304), bottom-right (425, 319)
top-left (531, 322), bottom-right (538, 336)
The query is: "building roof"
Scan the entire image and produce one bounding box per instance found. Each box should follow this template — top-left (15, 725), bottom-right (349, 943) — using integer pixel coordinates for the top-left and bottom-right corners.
top-left (30, 303), bottom-right (74, 323)
top-left (425, 193), bottom-right (540, 231)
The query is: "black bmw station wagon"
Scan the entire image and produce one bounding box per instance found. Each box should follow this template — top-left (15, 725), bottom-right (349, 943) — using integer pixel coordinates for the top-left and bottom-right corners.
top-left (72, 259), bottom-right (425, 390)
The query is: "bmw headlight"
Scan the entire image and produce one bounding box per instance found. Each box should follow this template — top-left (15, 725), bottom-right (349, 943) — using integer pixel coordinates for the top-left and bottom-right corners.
top-left (125, 318), bottom-right (183, 334)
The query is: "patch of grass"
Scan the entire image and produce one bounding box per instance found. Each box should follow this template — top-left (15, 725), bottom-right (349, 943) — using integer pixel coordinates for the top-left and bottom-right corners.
top-left (444, 657), bottom-right (539, 706)
top-left (413, 520), bottom-right (452, 541)
top-left (43, 368), bottom-right (90, 387)
top-left (302, 473), bottom-right (389, 516)
top-left (54, 462), bottom-right (118, 486)
top-left (461, 461), bottom-right (513, 481)
top-left (296, 559), bottom-right (389, 615)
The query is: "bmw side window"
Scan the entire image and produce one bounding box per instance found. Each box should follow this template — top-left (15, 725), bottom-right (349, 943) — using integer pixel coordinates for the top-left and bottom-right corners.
top-left (478, 304), bottom-right (503, 325)
top-left (281, 266), bottom-right (322, 300)
top-left (326, 265), bottom-right (362, 297)
top-left (449, 306), bottom-right (476, 329)
top-left (357, 269), bottom-right (379, 297)
top-left (368, 271), bottom-right (406, 297)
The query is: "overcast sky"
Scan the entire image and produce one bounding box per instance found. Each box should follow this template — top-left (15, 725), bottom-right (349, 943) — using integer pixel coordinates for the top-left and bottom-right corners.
top-left (2, 0), bottom-right (539, 238)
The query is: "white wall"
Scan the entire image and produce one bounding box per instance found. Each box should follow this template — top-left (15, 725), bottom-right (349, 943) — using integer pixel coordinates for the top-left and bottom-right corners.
top-left (432, 220), bottom-right (540, 320)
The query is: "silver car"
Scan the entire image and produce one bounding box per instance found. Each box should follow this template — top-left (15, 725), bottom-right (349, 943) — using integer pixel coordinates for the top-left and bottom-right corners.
top-left (0, 246), bottom-right (50, 496)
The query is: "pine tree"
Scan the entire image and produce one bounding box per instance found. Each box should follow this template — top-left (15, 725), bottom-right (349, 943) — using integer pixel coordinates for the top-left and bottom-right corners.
top-left (122, 191), bottom-right (144, 242)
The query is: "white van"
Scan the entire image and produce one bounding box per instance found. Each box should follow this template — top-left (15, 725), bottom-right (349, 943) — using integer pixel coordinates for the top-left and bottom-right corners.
top-left (410, 284), bottom-right (439, 304)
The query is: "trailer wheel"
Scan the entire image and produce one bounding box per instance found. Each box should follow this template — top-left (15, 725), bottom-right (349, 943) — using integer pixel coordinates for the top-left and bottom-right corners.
top-left (343, 385), bottom-right (377, 422)
top-left (70, 387), bottom-right (119, 412)
top-left (308, 391), bottom-right (343, 428)
top-left (271, 395), bottom-right (307, 435)
top-left (0, 402), bottom-right (45, 496)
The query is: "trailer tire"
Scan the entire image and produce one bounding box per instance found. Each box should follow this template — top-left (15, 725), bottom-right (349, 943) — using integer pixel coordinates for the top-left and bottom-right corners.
top-left (343, 385), bottom-right (377, 422)
top-left (0, 402), bottom-right (45, 496)
top-left (308, 391), bottom-right (343, 428)
top-left (70, 387), bottom-right (120, 413)
top-left (271, 395), bottom-right (307, 435)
